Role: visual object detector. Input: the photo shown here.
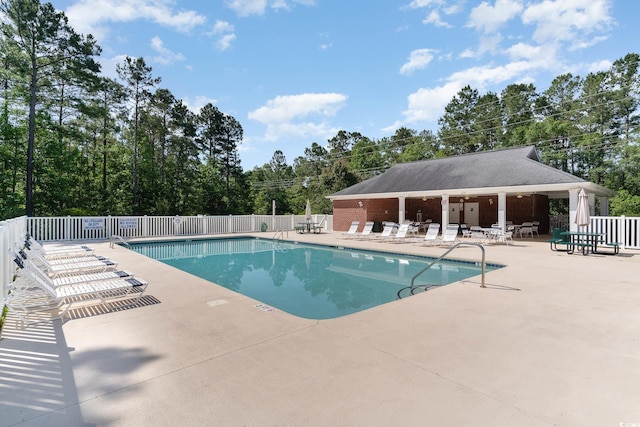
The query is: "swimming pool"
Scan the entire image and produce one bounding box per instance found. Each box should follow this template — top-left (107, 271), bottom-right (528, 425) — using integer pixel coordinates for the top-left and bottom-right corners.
top-left (129, 238), bottom-right (500, 319)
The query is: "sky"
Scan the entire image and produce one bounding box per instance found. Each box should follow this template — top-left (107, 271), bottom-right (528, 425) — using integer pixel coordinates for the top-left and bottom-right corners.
top-left (49, 0), bottom-right (639, 170)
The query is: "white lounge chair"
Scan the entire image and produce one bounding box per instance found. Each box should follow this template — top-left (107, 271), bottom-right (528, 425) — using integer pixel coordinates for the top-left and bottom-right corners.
top-left (372, 224), bottom-right (395, 240)
top-left (435, 225), bottom-right (460, 246)
top-left (7, 263), bottom-right (148, 328)
top-left (415, 223), bottom-right (440, 245)
top-left (16, 255), bottom-right (133, 288)
top-left (339, 221), bottom-right (360, 238)
top-left (16, 248), bottom-right (117, 278)
top-left (25, 234), bottom-right (95, 259)
top-left (383, 223), bottom-right (411, 243)
top-left (352, 221), bottom-right (374, 239)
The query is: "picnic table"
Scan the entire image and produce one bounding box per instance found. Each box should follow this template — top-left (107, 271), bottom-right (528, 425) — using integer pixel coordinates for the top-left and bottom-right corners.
top-left (296, 222), bottom-right (321, 234)
top-left (559, 231), bottom-right (605, 255)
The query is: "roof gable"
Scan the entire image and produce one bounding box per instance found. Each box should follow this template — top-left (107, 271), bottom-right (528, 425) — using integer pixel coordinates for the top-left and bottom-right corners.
top-left (330, 146), bottom-right (589, 198)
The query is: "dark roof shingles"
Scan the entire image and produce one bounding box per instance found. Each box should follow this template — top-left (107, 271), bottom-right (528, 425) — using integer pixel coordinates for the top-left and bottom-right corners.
top-left (331, 146), bottom-right (585, 196)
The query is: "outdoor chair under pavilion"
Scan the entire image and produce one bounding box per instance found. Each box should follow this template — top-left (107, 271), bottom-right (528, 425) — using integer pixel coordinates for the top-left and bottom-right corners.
top-left (518, 222), bottom-right (534, 238)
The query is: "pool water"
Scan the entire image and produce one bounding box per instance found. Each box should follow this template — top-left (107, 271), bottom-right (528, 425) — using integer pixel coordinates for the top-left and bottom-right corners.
top-left (129, 238), bottom-right (500, 319)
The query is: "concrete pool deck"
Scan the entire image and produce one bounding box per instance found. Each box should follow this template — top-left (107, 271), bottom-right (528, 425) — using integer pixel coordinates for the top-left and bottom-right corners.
top-left (1, 232), bottom-right (639, 426)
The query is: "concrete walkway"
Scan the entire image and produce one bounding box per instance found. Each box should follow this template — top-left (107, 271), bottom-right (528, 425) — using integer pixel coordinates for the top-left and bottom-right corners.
top-left (1, 233), bottom-right (639, 426)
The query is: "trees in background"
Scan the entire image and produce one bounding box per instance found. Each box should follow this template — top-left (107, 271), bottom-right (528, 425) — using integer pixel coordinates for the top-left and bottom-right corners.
top-left (1, 0), bottom-right (639, 219)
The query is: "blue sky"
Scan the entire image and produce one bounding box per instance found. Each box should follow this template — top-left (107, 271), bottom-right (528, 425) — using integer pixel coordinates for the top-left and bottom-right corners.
top-left (51, 0), bottom-right (638, 170)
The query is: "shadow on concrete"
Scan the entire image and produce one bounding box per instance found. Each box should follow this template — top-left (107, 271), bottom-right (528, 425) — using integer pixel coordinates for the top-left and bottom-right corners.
top-left (0, 296), bottom-right (161, 426)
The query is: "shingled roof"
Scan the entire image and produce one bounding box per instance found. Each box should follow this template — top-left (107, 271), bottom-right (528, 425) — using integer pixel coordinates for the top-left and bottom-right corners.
top-left (329, 146), bottom-right (614, 200)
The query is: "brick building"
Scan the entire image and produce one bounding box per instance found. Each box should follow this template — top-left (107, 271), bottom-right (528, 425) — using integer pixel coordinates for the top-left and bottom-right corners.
top-left (328, 146), bottom-right (615, 233)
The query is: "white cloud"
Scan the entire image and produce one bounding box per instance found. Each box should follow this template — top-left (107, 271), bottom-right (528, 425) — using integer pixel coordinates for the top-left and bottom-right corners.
top-left (99, 54), bottom-right (129, 78)
top-left (217, 33), bottom-right (237, 51)
top-left (208, 20), bottom-right (237, 51)
top-left (248, 93), bottom-right (347, 141)
top-left (400, 48), bottom-right (437, 75)
top-left (183, 96), bottom-right (219, 113)
top-left (226, 0), bottom-right (315, 16)
top-left (65, 0), bottom-right (206, 42)
top-left (587, 60), bottom-right (613, 73)
top-left (522, 0), bottom-right (613, 46)
top-left (226, 0), bottom-right (268, 16)
top-left (402, 81), bottom-right (465, 123)
top-left (468, 0), bottom-right (523, 34)
top-left (149, 36), bottom-right (185, 65)
top-left (404, 0), bottom-right (444, 9)
top-left (399, 60), bottom-right (538, 126)
top-left (423, 10), bottom-right (452, 28)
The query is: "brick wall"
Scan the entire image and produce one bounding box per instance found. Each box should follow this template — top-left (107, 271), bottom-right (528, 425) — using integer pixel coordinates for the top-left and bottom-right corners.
top-left (334, 194), bottom-right (551, 233)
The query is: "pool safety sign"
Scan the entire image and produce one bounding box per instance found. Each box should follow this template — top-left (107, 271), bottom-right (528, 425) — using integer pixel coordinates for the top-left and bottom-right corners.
top-left (118, 218), bottom-right (138, 230)
top-left (82, 218), bottom-right (105, 230)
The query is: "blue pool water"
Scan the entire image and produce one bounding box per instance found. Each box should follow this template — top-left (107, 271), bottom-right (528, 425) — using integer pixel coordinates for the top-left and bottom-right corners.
top-left (129, 238), bottom-right (500, 319)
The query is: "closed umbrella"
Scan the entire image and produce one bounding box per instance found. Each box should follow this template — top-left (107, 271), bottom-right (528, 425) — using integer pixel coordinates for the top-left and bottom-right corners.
top-left (574, 189), bottom-right (590, 230)
top-left (305, 199), bottom-right (312, 221)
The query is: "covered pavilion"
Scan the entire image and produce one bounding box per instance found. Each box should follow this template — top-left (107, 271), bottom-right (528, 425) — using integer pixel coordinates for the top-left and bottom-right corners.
top-left (328, 146), bottom-right (615, 233)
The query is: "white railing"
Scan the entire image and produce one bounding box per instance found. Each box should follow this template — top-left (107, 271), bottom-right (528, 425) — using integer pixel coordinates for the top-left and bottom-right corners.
top-left (589, 216), bottom-right (640, 249)
top-left (1, 216), bottom-right (27, 298)
top-left (26, 214), bottom-right (333, 242)
top-left (549, 215), bottom-right (640, 249)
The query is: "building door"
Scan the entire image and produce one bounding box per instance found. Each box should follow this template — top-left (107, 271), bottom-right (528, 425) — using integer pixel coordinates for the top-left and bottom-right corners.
top-left (464, 202), bottom-right (479, 226)
top-left (449, 203), bottom-right (461, 224)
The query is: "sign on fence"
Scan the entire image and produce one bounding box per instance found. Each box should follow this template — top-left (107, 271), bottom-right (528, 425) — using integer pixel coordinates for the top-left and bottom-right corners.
top-left (118, 218), bottom-right (138, 230)
top-left (82, 218), bottom-right (105, 231)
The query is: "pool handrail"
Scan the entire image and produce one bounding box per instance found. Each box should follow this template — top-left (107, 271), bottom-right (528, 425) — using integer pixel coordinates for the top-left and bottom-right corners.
top-left (410, 242), bottom-right (486, 290)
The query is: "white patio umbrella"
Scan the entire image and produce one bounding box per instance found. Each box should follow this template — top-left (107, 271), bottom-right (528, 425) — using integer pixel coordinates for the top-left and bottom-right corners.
top-left (305, 199), bottom-right (312, 221)
top-left (574, 189), bottom-right (590, 230)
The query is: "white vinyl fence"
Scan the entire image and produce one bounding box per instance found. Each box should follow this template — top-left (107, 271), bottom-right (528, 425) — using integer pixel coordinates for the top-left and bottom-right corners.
top-left (26, 214), bottom-right (333, 242)
top-left (1, 216), bottom-right (27, 297)
top-left (549, 215), bottom-right (640, 248)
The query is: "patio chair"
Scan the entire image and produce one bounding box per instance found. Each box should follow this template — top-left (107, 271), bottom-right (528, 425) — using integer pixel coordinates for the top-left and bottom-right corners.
top-left (415, 223), bottom-right (440, 245)
top-left (494, 227), bottom-right (514, 245)
top-left (532, 221), bottom-right (540, 237)
top-left (339, 221), bottom-right (360, 238)
top-left (518, 222), bottom-right (534, 238)
top-left (469, 226), bottom-right (489, 243)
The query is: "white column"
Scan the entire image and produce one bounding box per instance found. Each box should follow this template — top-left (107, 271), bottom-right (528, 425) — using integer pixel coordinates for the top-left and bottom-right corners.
top-left (599, 197), bottom-right (609, 216)
top-left (588, 193), bottom-right (595, 216)
top-left (398, 196), bottom-right (406, 224)
top-left (568, 188), bottom-right (579, 232)
top-left (497, 192), bottom-right (507, 231)
top-left (441, 195), bottom-right (449, 229)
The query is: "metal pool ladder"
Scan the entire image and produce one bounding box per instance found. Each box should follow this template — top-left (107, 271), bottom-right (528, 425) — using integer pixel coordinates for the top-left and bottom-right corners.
top-left (273, 229), bottom-right (287, 241)
top-left (399, 242), bottom-right (486, 298)
top-left (110, 234), bottom-right (130, 249)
